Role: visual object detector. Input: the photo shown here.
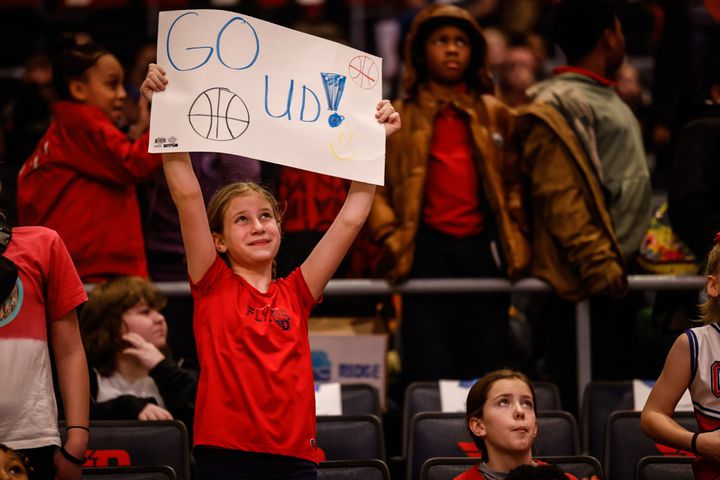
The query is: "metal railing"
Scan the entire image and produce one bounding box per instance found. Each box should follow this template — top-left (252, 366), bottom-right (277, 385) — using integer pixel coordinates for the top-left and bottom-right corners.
top-left (145, 275), bottom-right (707, 402)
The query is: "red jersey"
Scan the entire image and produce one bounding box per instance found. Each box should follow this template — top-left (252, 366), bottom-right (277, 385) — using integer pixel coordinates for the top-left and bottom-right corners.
top-left (190, 255), bottom-right (321, 463)
top-left (17, 101), bottom-right (161, 281)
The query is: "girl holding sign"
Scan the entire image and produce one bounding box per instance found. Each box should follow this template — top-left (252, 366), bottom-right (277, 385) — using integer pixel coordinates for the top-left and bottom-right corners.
top-left (142, 63), bottom-right (399, 479)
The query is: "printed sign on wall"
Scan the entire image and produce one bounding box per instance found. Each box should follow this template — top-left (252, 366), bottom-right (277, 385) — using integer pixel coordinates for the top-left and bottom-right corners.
top-left (149, 9), bottom-right (385, 185)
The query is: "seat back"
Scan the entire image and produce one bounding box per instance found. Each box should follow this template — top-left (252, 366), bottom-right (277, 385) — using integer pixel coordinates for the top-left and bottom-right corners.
top-left (407, 412), bottom-right (579, 480)
top-left (403, 381), bottom-right (562, 454)
top-left (81, 466), bottom-right (177, 480)
top-left (580, 381), bottom-right (633, 459)
top-left (604, 410), bottom-right (696, 480)
top-left (316, 415), bottom-right (385, 461)
top-left (60, 421), bottom-right (190, 480)
top-left (318, 459), bottom-right (390, 479)
top-left (341, 384), bottom-right (381, 416)
top-left (420, 455), bottom-right (602, 480)
top-left (635, 455), bottom-right (694, 480)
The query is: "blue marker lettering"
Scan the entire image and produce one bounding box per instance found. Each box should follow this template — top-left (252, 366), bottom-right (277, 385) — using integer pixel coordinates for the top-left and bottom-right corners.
top-left (264, 75), bottom-right (294, 120)
top-left (166, 12), bottom-right (213, 72)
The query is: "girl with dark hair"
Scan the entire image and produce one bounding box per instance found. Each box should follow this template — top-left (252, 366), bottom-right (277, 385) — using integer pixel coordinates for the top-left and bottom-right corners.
top-left (457, 370), bottom-right (577, 479)
top-left (16, 41), bottom-right (161, 283)
top-left (80, 276), bottom-right (196, 428)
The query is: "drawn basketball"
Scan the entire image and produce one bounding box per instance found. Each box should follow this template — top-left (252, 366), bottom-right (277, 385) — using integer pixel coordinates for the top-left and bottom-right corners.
top-left (188, 88), bottom-right (250, 141)
top-left (348, 55), bottom-right (379, 90)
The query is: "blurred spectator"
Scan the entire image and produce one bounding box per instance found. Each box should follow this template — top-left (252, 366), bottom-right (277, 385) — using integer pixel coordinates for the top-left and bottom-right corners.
top-left (668, 59), bottom-right (720, 263)
top-left (482, 27), bottom-right (508, 82)
top-left (498, 42), bottom-right (538, 107)
top-left (1, 52), bottom-right (54, 226)
top-left (16, 41), bottom-right (161, 283)
top-left (517, 0), bottom-right (650, 411)
top-left (80, 276), bottom-right (197, 432)
top-left (367, 4), bottom-right (530, 384)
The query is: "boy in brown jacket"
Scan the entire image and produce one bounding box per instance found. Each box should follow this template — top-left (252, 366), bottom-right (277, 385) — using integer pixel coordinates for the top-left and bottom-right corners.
top-left (368, 4), bottom-right (530, 384)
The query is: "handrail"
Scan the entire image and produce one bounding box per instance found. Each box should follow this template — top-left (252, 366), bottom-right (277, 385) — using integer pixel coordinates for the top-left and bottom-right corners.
top-left (104, 275), bottom-right (705, 404)
top-left (140, 275), bottom-right (706, 296)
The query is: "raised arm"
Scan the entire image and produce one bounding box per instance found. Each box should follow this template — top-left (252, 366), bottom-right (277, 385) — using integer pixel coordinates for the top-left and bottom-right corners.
top-left (142, 64), bottom-right (216, 281)
top-left (301, 100), bottom-right (400, 299)
top-left (162, 152), bottom-right (217, 282)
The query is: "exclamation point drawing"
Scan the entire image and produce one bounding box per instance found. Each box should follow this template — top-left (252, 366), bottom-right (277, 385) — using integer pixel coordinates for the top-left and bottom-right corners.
top-left (320, 73), bottom-right (347, 128)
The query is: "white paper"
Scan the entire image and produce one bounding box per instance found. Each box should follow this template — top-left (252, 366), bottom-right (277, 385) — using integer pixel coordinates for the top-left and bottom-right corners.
top-left (150, 9), bottom-right (385, 185)
top-left (632, 379), bottom-right (693, 411)
top-left (439, 379), bottom-right (477, 413)
top-left (315, 382), bottom-right (342, 416)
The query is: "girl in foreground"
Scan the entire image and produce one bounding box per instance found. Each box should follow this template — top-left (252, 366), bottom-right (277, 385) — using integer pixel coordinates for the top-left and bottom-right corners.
top-left (142, 63), bottom-right (399, 479)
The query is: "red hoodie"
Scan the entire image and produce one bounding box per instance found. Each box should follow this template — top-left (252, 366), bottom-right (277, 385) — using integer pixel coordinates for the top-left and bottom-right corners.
top-left (17, 101), bottom-right (162, 281)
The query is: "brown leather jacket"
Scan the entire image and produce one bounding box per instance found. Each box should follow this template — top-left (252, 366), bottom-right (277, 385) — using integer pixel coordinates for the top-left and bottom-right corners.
top-left (367, 5), bottom-right (530, 283)
top-left (517, 102), bottom-right (627, 301)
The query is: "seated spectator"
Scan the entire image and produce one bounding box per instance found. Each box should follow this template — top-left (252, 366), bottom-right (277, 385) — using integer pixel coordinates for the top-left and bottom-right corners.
top-left (80, 276), bottom-right (196, 429)
top-left (456, 370), bottom-right (577, 479)
top-left (0, 444), bottom-right (31, 480)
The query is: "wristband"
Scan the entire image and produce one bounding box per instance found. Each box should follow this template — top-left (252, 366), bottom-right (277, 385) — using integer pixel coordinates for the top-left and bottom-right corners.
top-left (59, 446), bottom-right (86, 466)
top-left (691, 432), bottom-right (700, 455)
top-left (66, 425), bottom-right (89, 433)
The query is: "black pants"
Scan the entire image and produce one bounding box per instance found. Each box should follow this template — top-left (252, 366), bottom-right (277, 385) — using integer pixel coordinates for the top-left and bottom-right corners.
top-left (193, 447), bottom-right (317, 480)
top-left (18, 445), bottom-right (55, 480)
top-left (401, 226), bottom-right (510, 384)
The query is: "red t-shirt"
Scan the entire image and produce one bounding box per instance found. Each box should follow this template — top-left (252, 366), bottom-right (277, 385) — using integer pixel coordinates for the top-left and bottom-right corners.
top-left (17, 101), bottom-right (161, 282)
top-left (422, 104), bottom-right (484, 238)
top-left (0, 227), bottom-right (87, 449)
top-left (190, 255), bottom-right (321, 463)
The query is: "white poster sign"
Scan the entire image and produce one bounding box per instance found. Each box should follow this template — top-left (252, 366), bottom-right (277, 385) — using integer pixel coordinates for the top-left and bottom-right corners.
top-left (310, 333), bottom-right (387, 409)
top-left (149, 9), bottom-right (385, 185)
top-left (439, 379), bottom-right (478, 413)
top-left (632, 379), bottom-right (693, 411)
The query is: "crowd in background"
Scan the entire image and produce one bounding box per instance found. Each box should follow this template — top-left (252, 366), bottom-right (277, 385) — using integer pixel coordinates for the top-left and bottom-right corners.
top-left (2, 0), bottom-right (720, 469)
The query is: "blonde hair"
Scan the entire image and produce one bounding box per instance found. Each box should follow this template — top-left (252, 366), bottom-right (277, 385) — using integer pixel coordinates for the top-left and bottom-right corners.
top-left (701, 243), bottom-right (720, 325)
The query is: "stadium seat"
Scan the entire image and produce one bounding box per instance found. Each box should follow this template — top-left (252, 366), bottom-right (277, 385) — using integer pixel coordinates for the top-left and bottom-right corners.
top-left (635, 455), bottom-right (694, 480)
top-left (81, 466), bottom-right (177, 480)
top-left (419, 455), bottom-right (603, 480)
top-left (59, 421), bottom-right (190, 480)
top-left (604, 410), bottom-right (696, 480)
top-left (340, 383), bottom-right (381, 416)
top-left (403, 380), bottom-right (561, 454)
top-left (580, 381), bottom-right (633, 460)
top-left (406, 411), bottom-right (579, 480)
top-left (316, 414), bottom-right (386, 461)
top-left (318, 459), bottom-right (390, 479)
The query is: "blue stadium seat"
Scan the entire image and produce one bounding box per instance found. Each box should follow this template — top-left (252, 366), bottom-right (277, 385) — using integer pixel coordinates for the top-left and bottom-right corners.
top-left (340, 383), bottom-right (381, 416)
top-left (635, 455), bottom-right (694, 480)
top-left (580, 381), bottom-right (633, 460)
top-left (60, 420), bottom-right (190, 480)
top-left (604, 410), bottom-right (696, 480)
top-left (81, 466), bottom-right (176, 480)
top-left (318, 459), bottom-right (390, 479)
top-left (316, 414), bottom-right (385, 461)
